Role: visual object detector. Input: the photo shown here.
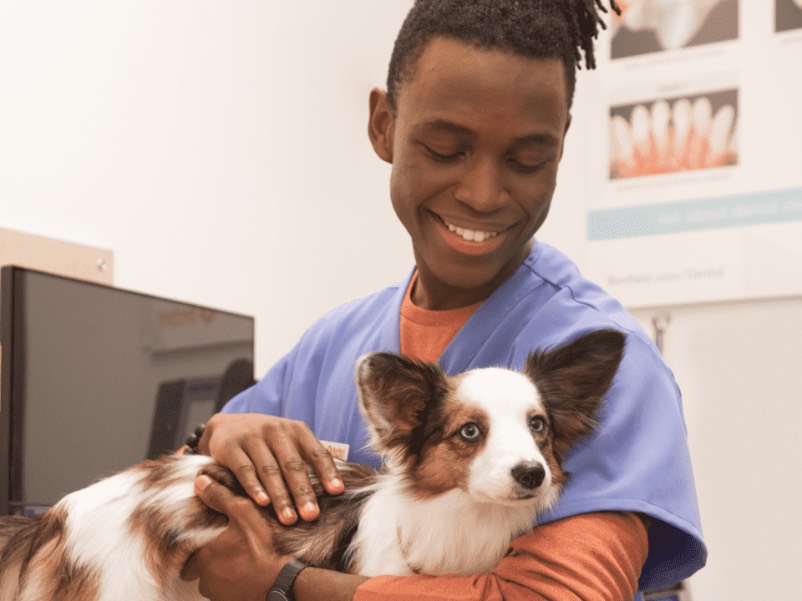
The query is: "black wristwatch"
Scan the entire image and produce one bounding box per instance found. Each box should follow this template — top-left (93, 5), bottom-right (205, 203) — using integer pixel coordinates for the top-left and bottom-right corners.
top-left (265, 559), bottom-right (309, 601)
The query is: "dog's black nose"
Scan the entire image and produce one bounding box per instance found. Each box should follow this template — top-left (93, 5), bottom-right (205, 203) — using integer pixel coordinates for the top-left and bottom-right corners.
top-left (512, 462), bottom-right (546, 489)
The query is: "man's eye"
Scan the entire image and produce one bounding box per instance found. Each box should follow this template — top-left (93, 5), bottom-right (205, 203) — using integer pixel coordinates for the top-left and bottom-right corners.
top-left (424, 145), bottom-right (463, 161)
top-left (509, 158), bottom-right (547, 173)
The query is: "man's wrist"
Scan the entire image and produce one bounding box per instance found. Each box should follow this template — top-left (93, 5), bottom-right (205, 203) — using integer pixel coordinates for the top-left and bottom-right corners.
top-left (266, 558), bottom-right (308, 601)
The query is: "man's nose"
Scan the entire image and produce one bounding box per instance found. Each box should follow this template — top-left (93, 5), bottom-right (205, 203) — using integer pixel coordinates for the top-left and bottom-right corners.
top-left (453, 156), bottom-right (509, 212)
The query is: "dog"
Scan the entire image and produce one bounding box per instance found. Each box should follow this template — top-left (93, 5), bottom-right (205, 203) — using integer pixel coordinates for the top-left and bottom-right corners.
top-left (0, 328), bottom-right (625, 601)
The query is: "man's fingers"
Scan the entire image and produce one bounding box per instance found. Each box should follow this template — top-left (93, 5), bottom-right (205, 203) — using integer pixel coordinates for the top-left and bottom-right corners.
top-left (299, 435), bottom-right (344, 496)
top-left (244, 441), bottom-right (299, 525)
top-left (270, 439), bottom-right (319, 522)
top-left (194, 474), bottom-right (238, 514)
top-left (224, 448), bottom-right (271, 506)
top-left (271, 426), bottom-right (344, 521)
top-left (203, 414), bottom-right (345, 525)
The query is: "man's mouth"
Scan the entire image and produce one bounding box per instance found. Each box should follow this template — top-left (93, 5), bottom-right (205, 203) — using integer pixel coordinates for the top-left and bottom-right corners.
top-left (440, 217), bottom-right (501, 243)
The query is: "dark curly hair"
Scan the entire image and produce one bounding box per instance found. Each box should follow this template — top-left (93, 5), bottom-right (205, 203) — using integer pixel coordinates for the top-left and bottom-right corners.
top-left (386, 0), bottom-right (620, 109)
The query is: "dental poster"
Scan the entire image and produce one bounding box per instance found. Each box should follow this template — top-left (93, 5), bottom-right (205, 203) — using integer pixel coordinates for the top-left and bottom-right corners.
top-left (584, 0), bottom-right (802, 308)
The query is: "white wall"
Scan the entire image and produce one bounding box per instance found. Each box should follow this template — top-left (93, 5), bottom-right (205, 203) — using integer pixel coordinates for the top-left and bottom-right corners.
top-left (631, 299), bottom-right (802, 600)
top-left (5, 1), bottom-right (797, 598)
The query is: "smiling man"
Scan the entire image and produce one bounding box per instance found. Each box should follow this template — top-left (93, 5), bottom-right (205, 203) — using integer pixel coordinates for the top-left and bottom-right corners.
top-left (371, 36), bottom-right (570, 311)
top-left (184, 2), bottom-right (706, 600)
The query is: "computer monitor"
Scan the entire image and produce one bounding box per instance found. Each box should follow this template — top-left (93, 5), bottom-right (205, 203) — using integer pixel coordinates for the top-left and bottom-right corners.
top-left (0, 266), bottom-right (255, 515)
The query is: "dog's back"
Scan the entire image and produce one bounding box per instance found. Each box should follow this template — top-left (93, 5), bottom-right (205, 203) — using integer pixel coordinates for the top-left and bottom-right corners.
top-left (0, 454), bottom-right (375, 601)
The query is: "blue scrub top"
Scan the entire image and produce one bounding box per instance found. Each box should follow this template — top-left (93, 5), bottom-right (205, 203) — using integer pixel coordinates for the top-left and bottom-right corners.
top-left (223, 241), bottom-right (707, 591)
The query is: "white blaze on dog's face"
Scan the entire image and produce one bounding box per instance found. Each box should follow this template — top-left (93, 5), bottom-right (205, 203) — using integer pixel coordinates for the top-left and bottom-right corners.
top-left (454, 368), bottom-right (556, 507)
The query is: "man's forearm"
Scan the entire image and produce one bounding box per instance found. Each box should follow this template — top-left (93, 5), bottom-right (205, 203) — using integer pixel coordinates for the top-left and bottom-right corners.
top-left (294, 567), bottom-right (369, 601)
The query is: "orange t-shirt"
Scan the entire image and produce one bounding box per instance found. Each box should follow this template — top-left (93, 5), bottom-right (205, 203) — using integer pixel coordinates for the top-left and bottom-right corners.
top-left (399, 272), bottom-right (482, 362)
top-left (362, 274), bottom-right (649, 599)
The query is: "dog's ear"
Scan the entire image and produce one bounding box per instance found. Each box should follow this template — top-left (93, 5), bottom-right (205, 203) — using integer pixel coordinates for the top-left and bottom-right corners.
top-left (524, 329), bottom-right (626, 458)
top-left (355, 353), bottom-right (449, 459)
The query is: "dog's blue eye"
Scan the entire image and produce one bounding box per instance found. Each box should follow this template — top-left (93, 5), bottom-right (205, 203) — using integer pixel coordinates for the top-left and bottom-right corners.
top-left (459, 423), bottom-right (482, 442)
top-left (529, 416), bottom-right (547, 434)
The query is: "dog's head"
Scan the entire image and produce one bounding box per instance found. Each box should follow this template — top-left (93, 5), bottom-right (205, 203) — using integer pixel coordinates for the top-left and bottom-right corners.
top-left (355, 329), bottom-right (625, 510)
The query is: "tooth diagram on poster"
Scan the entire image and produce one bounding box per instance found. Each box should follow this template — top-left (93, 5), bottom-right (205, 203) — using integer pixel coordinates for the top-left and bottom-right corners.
top-left (584, 0), bottom-right (802, 308)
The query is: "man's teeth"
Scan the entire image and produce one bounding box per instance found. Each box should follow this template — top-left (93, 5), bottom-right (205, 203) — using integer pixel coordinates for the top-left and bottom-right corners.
top-left (444, 222), bottom-right (499, 243)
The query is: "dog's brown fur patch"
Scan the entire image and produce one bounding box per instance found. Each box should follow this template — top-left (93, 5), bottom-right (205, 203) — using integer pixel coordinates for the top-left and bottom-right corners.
top-left (407, 394), bottom-right (489, 498)
top-left (0, 505), bottom-right (101, 600)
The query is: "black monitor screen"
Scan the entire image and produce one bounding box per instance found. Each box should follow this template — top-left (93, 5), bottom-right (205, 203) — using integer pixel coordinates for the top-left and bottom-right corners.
top-left (0, 266), bottom-right (255, 515)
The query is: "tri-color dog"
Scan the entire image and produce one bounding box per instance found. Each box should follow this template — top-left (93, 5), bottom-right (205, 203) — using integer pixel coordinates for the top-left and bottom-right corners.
top-left (0, 329), bottom-right (625, 601)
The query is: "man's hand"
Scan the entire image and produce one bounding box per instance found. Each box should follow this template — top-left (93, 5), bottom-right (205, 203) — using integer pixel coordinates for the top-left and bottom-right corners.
top-left (199, 413), bottom-right (344, 524)
top-left (181, 475), bottom-right (293, 601)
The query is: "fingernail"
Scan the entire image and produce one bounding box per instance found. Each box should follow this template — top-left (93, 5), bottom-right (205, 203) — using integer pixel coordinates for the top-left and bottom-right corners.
top-left (330, 478), bottom-right (343, 490)
top-left (195, 475), bottom-right (213, 492)
top-left (256, 490), bottom-right (270, 504)
top-left (302, 501), bottom-right (318, 516)
top-left (281, 507), bottom-right (296, 522)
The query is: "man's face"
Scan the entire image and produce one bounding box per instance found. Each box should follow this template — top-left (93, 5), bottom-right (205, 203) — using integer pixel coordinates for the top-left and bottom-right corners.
top-left (370, 37), bottom-right (571, 310)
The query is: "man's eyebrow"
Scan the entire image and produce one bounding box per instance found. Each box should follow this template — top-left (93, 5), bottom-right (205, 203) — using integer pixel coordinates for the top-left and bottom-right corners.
top-left (416, 119), bottom-right (558, 147)
top-left (511, 133), bottom-right (559, 148)
top-left (416, 119), bottom-right (474, 136)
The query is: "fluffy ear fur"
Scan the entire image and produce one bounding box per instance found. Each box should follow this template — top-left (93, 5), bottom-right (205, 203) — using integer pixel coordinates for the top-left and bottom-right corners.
top-left (525, 329), bottom-right (626, 459)
top-left (355, 353), bottom-right (449, 462)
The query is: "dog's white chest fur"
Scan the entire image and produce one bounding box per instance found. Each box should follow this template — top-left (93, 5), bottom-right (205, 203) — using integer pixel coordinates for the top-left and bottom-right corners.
top-left (351, 474), bottom-right (537, 576)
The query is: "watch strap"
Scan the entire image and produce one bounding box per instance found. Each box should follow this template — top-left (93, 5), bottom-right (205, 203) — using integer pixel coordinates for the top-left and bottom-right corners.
top-left (266, 559), bottom-right (308, 601)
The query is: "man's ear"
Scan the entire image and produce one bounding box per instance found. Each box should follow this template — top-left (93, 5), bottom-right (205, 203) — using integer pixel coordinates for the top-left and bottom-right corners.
top-left (355, 352), bottom-right (448, 459)
top-left (368, 88), bottom-right (394, 164)
top-left (524, 329), bottom-right (626, 458)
